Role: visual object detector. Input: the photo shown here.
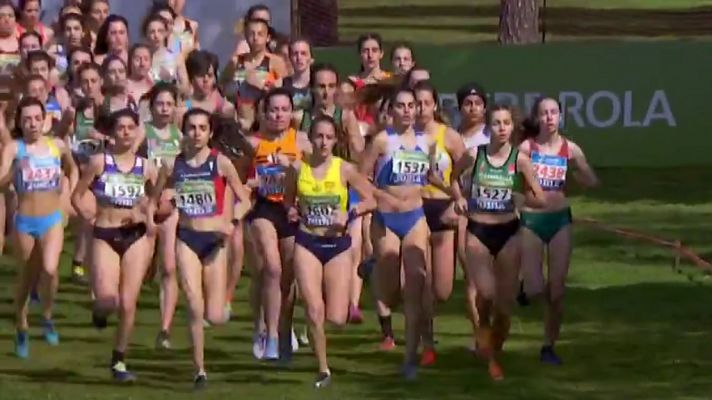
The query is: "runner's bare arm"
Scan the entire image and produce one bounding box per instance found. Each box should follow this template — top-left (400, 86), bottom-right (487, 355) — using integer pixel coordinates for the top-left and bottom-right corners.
top-left (296, 130), bottom-right (312, 159)
top-left (358, 130), bottom-right (386, 177)
top-left (71, 153), bottom-right (102, 221)
top-left (282, 161), bottom-right (300, 210)
top-left (569, 141), bottom-right (599, 188)
top-left (445, 127), bottom-right (466, 164)
top-left (0, 140), bottom-right (17, 188)
top-left (58, 139), bottom-right (79, 192)
top-left (343, 109), bottom-right (365, 160)
top-left (343, 160), bottom-right (376, 216)
top-left (517, 153), bottom-right (546, 208)
top-left (217, 153), bottom-right (251, 207)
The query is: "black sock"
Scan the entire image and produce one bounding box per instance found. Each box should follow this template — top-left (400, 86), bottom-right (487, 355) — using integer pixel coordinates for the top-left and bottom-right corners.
top-left (378, 315), bottom-right (393, 338)
top-left (72, 259), bottom-right (82, 267)
top-left (111, 350), bottom-right (124, 366)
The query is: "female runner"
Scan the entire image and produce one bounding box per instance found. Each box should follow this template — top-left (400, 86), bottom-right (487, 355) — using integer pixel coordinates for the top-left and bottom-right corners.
top-left (285, 116), bottom-right (375, 388)
top-left (390, 42), bottom-right (415, 77)
top-left (184, 50), bottom-right (234, 117)
top-left (71, 108), bottom-right (156, 382)
top-left (161, 0), bottom-right (200, 55)
top-left (93, 15), bottom-right (129, 66)
top-left (147, 108), bottom-right (250, 389)
top-left (359, 88), bottom-right (435, 379)
top-left (518, 97), bottom-right (598, 365)
top-left (414, 81), bottom-right (465, 365)
top-left (451, 104), bottom-right (545, 380)
top-left (0, 97), bottom-right (78, 358)
top-left (142, 12), bottom-right (189, 94)
top-left (126, 44), bottom-right (153, 102)
top-left (283, 38), bottom-right (312, 112)
top-left (47, 12), bottom-right (87, 77)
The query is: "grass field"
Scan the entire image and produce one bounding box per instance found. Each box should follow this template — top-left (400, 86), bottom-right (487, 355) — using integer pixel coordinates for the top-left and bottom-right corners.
top-left (338, 0), bottom-right (712, 43)
top-left (0, 167), bottom-right (711, 399)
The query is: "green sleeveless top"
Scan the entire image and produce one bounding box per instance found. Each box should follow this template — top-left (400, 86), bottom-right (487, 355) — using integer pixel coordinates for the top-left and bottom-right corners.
top-left (469, 144), bottom-right (521, 214)
top-left (145, 122), bottom-right (181, 167)
top-left (300, 106), bottom-right (343, 134)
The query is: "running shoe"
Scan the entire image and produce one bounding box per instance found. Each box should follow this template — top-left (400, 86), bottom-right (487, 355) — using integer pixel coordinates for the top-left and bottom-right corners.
top-left (516, 281), bottom-right (530, 306)
top-left (111, 361), bottom-right (137, 383)
top-left (15, 331), bottom-right (29, 359)
top-left (92, 311), bottom-right (108, 330)
top-left (263, 337), bottom-right (279, 360)
top-left (223, 303), bottom-right (232, 321)
top-left (419, 348), bottom-right (436, 366)
top-left (42, 319), bottom-right (60, 346)
top-left (357, 257), bottom-right (375, 280)
top-left (401, 363), bottom-right (418, 381)
top-left (540, 345), bottom-right (562, 366)
top-left (314, 371), bottom-right (332, 389)
top-left (379, 336), bottom-right (396, 351)
top-left (348, 305), bottom-right (363, 324)
top-left (488, 359), bottom-right (504, 381)
top-left (193, 372), bottom-right (207, 391)
top-left (155, 330), bottom-right (171, 350)
top-left (72, 265), bottom-right (88, 285)
top-left (252, 332), bottom-right (266, 360)
top-left (29, 287), bottom-right (40, 304)
top-left (203, 319), bottom-right (211, 328)
top-left (298, 326), bottom-right (310, 347)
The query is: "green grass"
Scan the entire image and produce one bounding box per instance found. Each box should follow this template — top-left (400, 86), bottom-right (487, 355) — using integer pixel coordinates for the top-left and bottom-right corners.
top-left (338, 0), bottom-right (712, 44)
top-left (0, 167), bottom-right (711, 399)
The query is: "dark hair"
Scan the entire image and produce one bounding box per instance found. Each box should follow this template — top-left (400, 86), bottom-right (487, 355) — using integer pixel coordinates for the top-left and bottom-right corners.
top-left (81, 0), bottom-right (108, 15)
top-left (185, 49), bottom-right (219, 81)
top-left (310, 62), bottom-right (339, 88)
top-left (388, 88), bottom-right (416, 110)
top-left (244, 17), bottom-right (270, 33)
top-left (390, 41), bottom-right (415, 63)
top-left (148, 1), bottom-right (176, 20)
top-left (401, 66), bottom-right (428, 90)
top-left (127, 43), bottom-right (151, 76)
top-left (262, 87), bottom-right (293, 112)
top-left (456, 82), bottom-right (487, 109)
top-left (100, 54), bottom-right (126, 76)
top-left (148, 81), bottom-right (178, 108)
top-left (521, 96), bottom-right (562, 142)
top-left (94, 14), bottom-right (128, 55)
top-left (142, 14), bottom-right (169, 45)
top-left (108, 108), bottom-right (139, 133)
top-left (288, 37), bottom-right (311, 56)
top-left (357, 32), bottom-right (382, 52)
top-left (211, 115), bottom-right (253, 159)
top-left (18, 0), bottom-right (41, 12)
top-left (77, 61), bottom-right (101, 79)
top-left (27, 50), bottom-right (54, 69)
top-left (487, 104), bottom-right (522, 144)
top-left (245, 4), bottom-right (270, 20)
top-left (19, 31), bottom-right (43, 47)
top-left (309, 114), bottom-right (350, 159)
top-left (59, 12), bottom-right (84, 33)
top-left (13, 96), bottom-right (46, 138)
top-left (0, 0), bottom-right (18, 19)
top-left (413, 80), bottom-right (447, 124)
top-left (182, 108), bottom-right (213, 133)
top-left (24, 73), bottom-right (45, 87)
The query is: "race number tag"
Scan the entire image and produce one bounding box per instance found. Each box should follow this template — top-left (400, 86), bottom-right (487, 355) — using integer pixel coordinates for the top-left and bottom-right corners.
top-left (21, 161), bottom-right (61, 192)
top-left (531, 152), bottom-right (567, 190)
top-left (104, 174), bottom-right (145, 207)
top-left (256, 165), bottom-right (286, 197)
top-left (471, 185), bottom-right (513, 212)
top-left (391, 150), bottom-right (429, 185)
top-left (302, 195), bottom-right (340, 227)
top-left (175, 180), bottom-right (217, 217)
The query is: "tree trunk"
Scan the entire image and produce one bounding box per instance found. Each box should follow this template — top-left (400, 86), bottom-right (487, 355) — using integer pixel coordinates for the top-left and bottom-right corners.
top-left (498, 0), bottom-right (540, 44)
top-left (298, 0), bottom-right (339, 46)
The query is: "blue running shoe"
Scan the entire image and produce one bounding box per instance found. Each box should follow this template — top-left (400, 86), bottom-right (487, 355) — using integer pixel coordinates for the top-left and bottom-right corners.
top-left (540, 345), bottom-right (562, 366)
top-left (42, 319), bottom-right (59, 346)
top-left (401, 363), bottom-right (418, 381)
top-left (111, 361), bottom-right (137, 383)
top-left (15, 331), bottom-right (29, 359)
top-left (263, 337), bottom-right (279, 360)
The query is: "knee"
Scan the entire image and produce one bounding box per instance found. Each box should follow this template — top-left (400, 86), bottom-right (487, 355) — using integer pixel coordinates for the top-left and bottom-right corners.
top-left (326, 308), bottom-right (347, 328)
top-left (94, 295), bottom-right (118, 315)
top-left (306, 303), bottom-right (325, 326)
top-left (264, 260), bottom-right (282, 282)
top-left (118, 295), bottom-right (137, 316)
top-left (205, 308), bottom-right (227, 326)
top-left (434, 287), bottom-right (452, 303)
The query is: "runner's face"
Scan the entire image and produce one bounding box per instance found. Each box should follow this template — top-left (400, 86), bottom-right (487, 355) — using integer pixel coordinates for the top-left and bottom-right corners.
top-left (64, 20), bottom-right (83, 46)
top-left (265, 94), bottom-right (292, 131)
top-left (0, 6), bottom-right (16, 35)
top-left (245, 22), bottom-right (268, 52)
top-left (311, 120), bottom-right (336, 156)
top-left (314, 70), bottom-right (337, 107)
top-left (489, 109), bottom-right (513, 144)
top-left (80, 69), bottom-right (102, 97)
top-left (130, 47), bottom-right (151, 77)
top-left (20, 104), bottom-right (44, 140)
top-left (184, 114), bottom-right (211, 148)
top-left (108, 21), bottom-right (128, 52)
top-left (70, 51), bottom-right (91, 80)
top-left (360, 39), bottom-right (382, 71)
top-left (152, 91), bottom-right (176, 122)
top-left (415, 89), bottom-right (436, 123)
top-left (22, 0), bottom-right (41, 25)
top-left (26, 79), bottom-right (47, 101)
top-left (90, 1), bottom-right (109, 28)
top-left (146, 20), bottom-right (167, 48)
top-left (460, 95), bottom-right (485, 124)
top-left (30, 60), bottom-right (50, 81)
top-left (105, 59), bottom-right (127, 87)
top-left (192, 67), bottom-right (215, 94)
top-left (289, 41), bottom-right (312, 74)
top-left (113, 115), bottom-right (137, 147)
top-left (538, 98), bottom-right (560, 134)
top-left (392, 47), bottom-right (414, 75)
top-left (391, 92), bottom-right (416, 127)
top-left (20, 37), bottom-right (41, 59)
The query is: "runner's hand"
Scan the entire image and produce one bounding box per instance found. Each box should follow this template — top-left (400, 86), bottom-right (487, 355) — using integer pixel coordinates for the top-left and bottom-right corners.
top-left (454, 197), bottom-right (468, 216)
top-left (331, 210), bottom-right (348, 230)
top-left (287, 206), bottom-right (299, 223)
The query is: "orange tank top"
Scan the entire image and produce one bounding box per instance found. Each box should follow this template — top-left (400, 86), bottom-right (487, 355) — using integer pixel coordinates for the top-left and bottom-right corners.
top-left (252, 128), bottom-right (301, 202)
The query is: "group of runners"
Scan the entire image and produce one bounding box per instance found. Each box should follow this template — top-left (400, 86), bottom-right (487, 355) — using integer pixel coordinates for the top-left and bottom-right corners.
top-left (0, 0), bottom-right (600, 390)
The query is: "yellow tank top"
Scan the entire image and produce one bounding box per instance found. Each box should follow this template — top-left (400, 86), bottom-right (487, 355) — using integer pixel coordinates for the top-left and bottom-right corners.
top-left (297, 157), bottom-right (348, 232)
top-left (424, 124), bottom-right (452, 196)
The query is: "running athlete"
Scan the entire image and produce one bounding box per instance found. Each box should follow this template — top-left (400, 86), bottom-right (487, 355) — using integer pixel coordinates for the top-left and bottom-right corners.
top-left (93, 15), bottom-right (130, 66)
top-left (70, 108), bottom-right (157, 382)
top-left (142, 83), bottom-right (182, 350)
top-left (359, 88), bottom-right (436, 380)
top-left (0, 97), bottom-right (78, 358)
top-left (518, 97), bottom-right (598, 365)
top-left (17, 0), bottom-right (55, 47)
top-left (283, 38), bottom-right (313, 112)
top-left (147, 108), bottom-right (250, 389)
top-left (451, 104), bottom-right (545, 381)
top-left (285, 115), bottom-right (376, 388)
top-left (414, 81), bottom-right (465, 365)
top-left (47, 12), bottom-right (86, 77)
top-left (390, 42), bottom-right (415, 77)
top-left (126, 44), bottom-right (153, 102)
top-left (245, 88), bottom-right (310, 360)
top-left (142, 13), bottom-right (189, 94)
top-left (184, 50), bottom-right (234, 117)
top-left (157, 0), bottom-right (200, 55)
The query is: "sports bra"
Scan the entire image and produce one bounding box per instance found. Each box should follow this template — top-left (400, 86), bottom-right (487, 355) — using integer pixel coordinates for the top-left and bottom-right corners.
top-left (297, 157), bottom-right (348, 232)
top-left (374, 128), bottom-right (430, 187)
top-left (528, 138), bottom-right (571, 192)
top-left (252, 128), bottom-right (301, 202)
top-left (173, 149), bottom-right (226, 218)
top-left (14, 137), bottom-right (62, 194)
top-left (92, 153), bottom-right (145, 208)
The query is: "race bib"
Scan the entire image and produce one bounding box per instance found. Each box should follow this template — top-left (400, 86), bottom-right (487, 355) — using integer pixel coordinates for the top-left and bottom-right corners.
top-left (104, 174), bottom-right (144, 207)
top-left (175, 180), bottom-right (217, 217)
top-left (471, 185), bottom-right (513, 212)
top-left (532, 152), bottom-right (567, 190)
top-left (391, 150), bottom-right (429, 185)
top-left (21, 161), bottom-right (61, 192)
top-left (257, 165), bottom-right (285, 197)
top-left (302, 195), bottom-right (340, 227)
